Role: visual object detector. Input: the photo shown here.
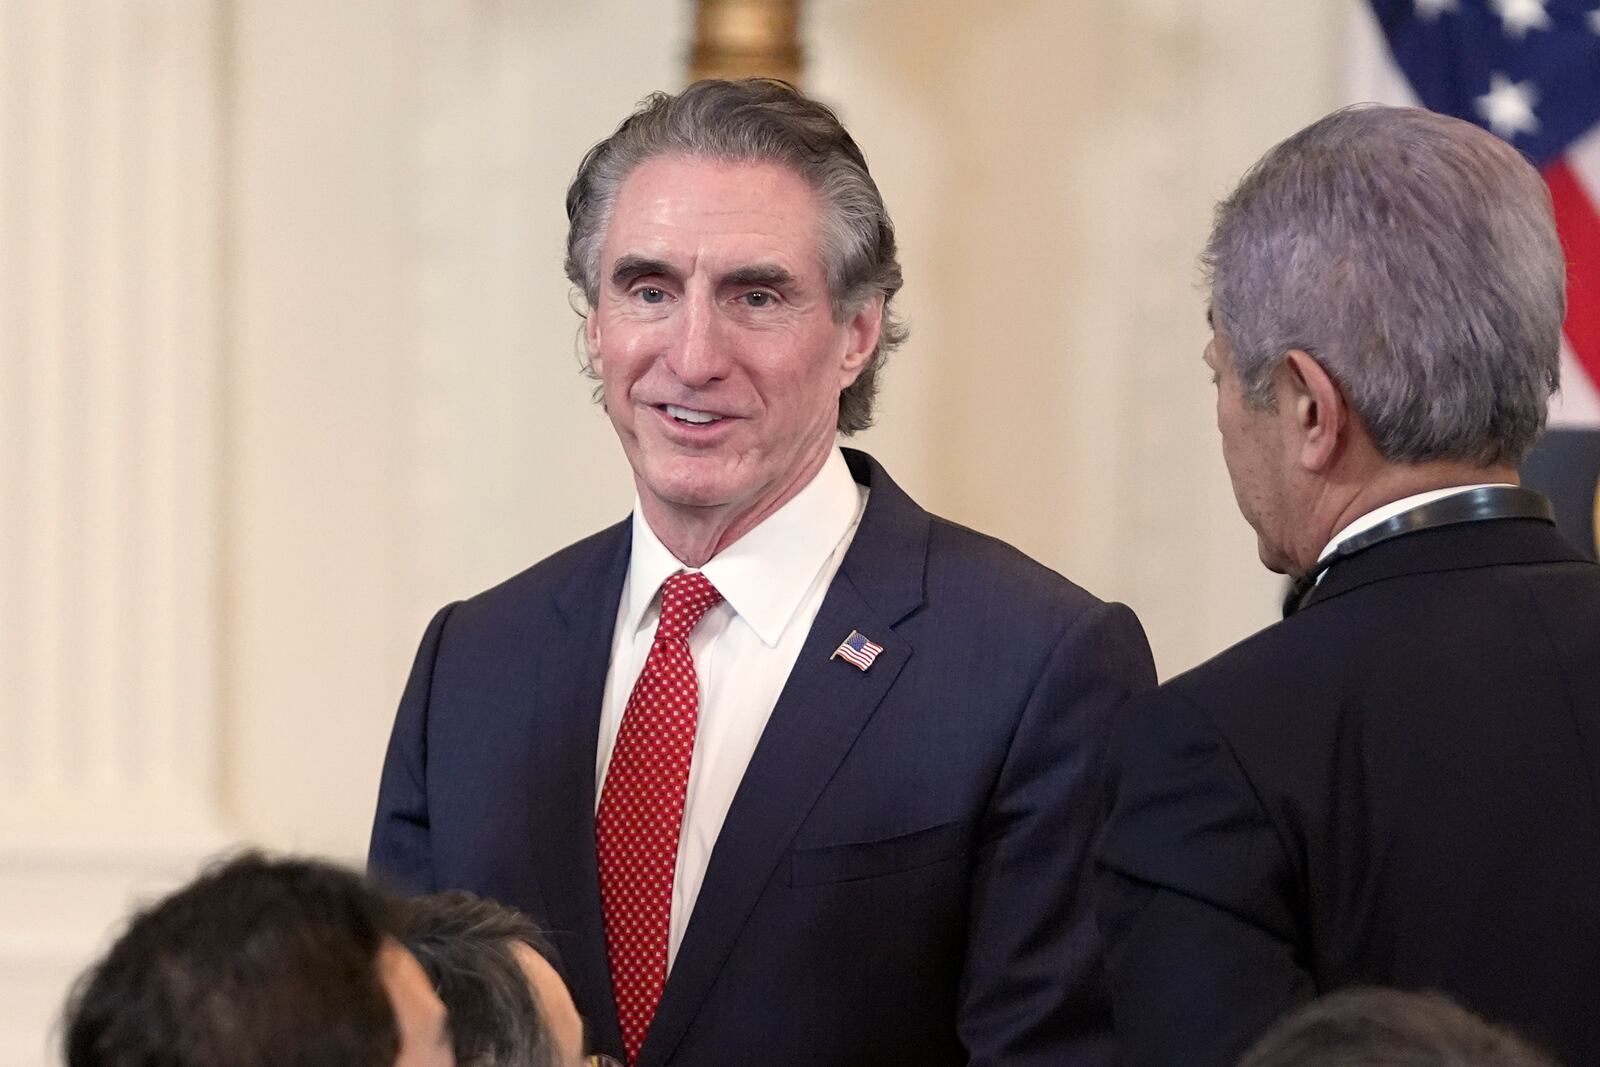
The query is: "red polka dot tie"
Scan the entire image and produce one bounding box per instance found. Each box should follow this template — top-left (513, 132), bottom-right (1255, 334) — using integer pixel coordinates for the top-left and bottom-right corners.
top-left (596, 570), bottom-right (723, 1065)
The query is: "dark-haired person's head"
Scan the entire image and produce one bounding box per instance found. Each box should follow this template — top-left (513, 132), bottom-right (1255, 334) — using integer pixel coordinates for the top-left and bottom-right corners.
top-left (1237, 988), bottom-right (1561, 1067)
top-left (403, 891), bottom-right (584, 1067)
top-left (63, 852), bottom-right (454, 1067)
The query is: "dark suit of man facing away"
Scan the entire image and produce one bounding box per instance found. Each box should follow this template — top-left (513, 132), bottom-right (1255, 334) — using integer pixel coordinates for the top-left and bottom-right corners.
top-left (1097, 104), bottom-right (1600, 1067)
top-left (371, 80), bottom-right (1155, 1067)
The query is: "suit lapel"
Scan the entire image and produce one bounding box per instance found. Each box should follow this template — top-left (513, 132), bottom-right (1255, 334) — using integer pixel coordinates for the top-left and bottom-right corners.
top-left (527, 520), bottom-right (631, 1055)
top-left (638, 451), bottom-right (929, 1067)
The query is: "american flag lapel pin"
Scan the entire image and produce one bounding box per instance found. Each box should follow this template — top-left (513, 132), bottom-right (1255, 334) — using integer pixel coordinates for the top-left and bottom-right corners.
top-left (831, 630), bottom-right (884, 671)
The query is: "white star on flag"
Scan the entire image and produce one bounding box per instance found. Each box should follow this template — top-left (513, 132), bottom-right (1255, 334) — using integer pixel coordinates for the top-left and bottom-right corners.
top-left (1414, 0), bottom-right (1458, 19)
top-left (1475, 72), bottom-right (1540, 139)
top-left (1590, 7), bottom-right (1600, 34)
top-left (1490, 0), bottom-right (1552, 38)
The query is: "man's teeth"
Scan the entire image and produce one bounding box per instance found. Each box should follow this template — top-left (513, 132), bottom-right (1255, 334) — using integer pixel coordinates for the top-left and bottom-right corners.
top-left (665, 404), bottom-right (720, 424)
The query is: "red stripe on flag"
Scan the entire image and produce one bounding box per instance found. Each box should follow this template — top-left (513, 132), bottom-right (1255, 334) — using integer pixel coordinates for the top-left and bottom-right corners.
top-left (1544, 159), bottom-right (1600, 394)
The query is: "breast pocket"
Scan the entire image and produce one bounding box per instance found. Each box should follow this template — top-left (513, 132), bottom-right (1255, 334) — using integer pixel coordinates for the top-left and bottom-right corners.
top-left (788, 821), bottom-right (968, 887)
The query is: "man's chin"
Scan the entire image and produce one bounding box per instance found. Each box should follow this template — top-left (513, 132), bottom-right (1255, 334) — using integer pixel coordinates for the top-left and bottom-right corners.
top-left (655, 490), bottom-right (735, 513)
top-left (627, 451), bottom-right (736, 503)
top-left (1256, 538), bottom-right (1294, 577)
top-left (636, 470), bottom-right (741, 515)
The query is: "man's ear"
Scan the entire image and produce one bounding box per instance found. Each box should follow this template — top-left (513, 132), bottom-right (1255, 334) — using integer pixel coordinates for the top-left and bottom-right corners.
top-left (1282, 349), bottom-right (1346, 473)
top-left (585, 312), bottom-right (603, 375)
top-left (838, 295), bottom-right (884, 387)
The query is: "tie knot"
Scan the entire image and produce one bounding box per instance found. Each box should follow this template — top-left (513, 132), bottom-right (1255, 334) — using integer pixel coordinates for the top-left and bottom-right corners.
top-left (655, 570), bottom-right (723, 641)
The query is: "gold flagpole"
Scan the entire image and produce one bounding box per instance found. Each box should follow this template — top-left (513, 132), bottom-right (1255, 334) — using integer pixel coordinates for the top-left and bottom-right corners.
top-left (689, 0), bottom-right (804, 86)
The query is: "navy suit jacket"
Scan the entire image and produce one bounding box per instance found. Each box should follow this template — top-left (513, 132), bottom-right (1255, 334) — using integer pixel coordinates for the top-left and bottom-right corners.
top-left (371, 449), bottom-right (1156, 1066)
top-left (1097, 517), bottom-right (1600, 1067)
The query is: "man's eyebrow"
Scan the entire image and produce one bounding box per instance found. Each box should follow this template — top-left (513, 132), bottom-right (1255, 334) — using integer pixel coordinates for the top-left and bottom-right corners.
top-left (610, 255), bottom-right (675, 288)
top-left (722, 264), bottom-right (797, 290)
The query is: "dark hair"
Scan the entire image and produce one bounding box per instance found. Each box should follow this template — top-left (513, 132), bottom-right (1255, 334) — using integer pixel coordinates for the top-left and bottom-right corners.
top-left (402, 891), bottom-right (559, 1067)
top-left (63, 852), bottom-right (406, 1067)
top-left (1238, 987), bottom-right (1561, 1067)
top-left (565, 78), bottom-right (907, 434)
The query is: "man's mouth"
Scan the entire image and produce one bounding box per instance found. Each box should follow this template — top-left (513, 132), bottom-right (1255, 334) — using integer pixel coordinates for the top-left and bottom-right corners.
top-left (662, 404), bottom-right (724, 425)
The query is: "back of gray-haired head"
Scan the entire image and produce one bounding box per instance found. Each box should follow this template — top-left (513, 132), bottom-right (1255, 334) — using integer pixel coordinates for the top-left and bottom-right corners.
top-left (564, 77), bottom-right (907, 434)
top-left (1238, 987), bottom-right (1560, 1067)
top-left (1204, 104), bottom-right (1564, 467)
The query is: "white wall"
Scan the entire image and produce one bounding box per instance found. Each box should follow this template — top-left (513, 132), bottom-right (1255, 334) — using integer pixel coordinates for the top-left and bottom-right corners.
top-left (1, 2), bottom-right (230, 1060)
top-left (809, 0), bottom-right (1347, 665)
top-left (1, 2), bottom-right (1348, 1062)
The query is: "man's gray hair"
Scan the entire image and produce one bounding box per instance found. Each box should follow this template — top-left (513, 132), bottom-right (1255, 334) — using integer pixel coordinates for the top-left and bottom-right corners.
top-left (564, 78), bottom-right (907, 434)
top-left (1204, 104), bottom-right (1564, 466)
top-left (1238, 987), bottom-right (1559, 1067)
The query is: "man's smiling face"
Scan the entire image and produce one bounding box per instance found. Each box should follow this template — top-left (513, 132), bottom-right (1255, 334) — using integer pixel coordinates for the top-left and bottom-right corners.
top-left (586, 155), bottom-right (878, 542)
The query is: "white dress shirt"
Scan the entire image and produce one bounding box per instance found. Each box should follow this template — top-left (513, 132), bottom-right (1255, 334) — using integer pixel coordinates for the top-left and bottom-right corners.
top-left (596, 447), bottom-right (868, 967)
top-left (1316, 483), bottom-right (1516, 567)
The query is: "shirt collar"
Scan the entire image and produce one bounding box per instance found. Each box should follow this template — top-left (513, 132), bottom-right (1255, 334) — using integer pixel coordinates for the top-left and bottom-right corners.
top-left (1318, 482), bottom-right (1516, 564)
top-left (624, 447), bottom-right (865, 647)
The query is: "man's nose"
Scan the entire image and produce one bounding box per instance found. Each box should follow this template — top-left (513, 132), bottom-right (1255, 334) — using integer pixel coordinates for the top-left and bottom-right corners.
top-left (664, 292), bottom-right (731, 387)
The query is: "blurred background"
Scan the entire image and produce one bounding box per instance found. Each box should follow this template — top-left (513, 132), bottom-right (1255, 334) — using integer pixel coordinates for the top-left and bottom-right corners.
top-left (0, 0), bottom-right (1514, 1061)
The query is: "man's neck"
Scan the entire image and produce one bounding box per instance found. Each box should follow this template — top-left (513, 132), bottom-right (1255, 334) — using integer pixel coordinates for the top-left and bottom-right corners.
top-left (640, 446), bottom-right (834, 568)
top-left (1296, 459), bottom-right (1519, 574)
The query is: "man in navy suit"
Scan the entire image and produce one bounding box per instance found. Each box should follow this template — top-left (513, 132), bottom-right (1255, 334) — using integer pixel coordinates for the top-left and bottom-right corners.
top-left (370, 79), bottom-right (1155, 1067)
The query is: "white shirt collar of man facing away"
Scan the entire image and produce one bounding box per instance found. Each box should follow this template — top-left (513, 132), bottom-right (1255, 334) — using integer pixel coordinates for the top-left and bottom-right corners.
top-left (1315, 482), bottom-right (1516, 570)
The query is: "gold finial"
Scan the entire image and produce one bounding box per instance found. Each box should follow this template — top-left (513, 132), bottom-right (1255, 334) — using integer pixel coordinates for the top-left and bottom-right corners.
top-left (689, 0), bottom-right (803, 86)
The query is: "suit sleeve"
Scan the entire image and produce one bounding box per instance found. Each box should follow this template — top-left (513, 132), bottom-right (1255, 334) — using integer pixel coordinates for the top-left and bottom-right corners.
top-left (367, 602), bottom-right (458, 895)
top-left (1095, 688), bottom-right (1313, 1067)
top-left (959, 600), bottom-right (1157, 1067)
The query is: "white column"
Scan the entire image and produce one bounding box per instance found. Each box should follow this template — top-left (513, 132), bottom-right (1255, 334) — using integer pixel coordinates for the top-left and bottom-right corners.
top-left (0, 2), bottom-right (228, 1063)
top-left (222, 0), bottom-right (689, 857)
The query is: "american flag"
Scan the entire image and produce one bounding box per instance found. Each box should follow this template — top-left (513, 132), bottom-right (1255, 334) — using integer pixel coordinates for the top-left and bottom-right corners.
top-left (831, 630), bottom-right (884, 671)
top-left (1353, 0), bottom-right (1600, 559)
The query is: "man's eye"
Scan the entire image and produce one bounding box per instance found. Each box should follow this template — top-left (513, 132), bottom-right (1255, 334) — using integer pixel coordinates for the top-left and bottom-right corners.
top-left (742, 291), bottom-right (774, 308)
top-left (636, 287), bottom-right (667, 304)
